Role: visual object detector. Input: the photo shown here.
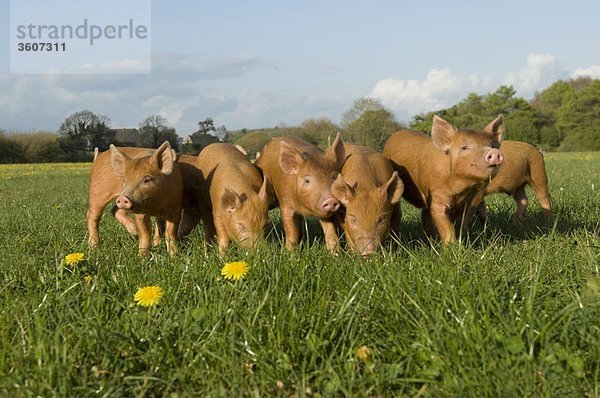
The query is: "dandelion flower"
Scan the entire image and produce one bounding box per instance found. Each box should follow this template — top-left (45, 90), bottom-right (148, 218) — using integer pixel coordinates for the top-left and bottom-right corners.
top-left (83, 275), bottom-right (93, 284)
top-left (65, 252), bottom-right (85, 266)
top-left (221, 261), bottom-right (249, 281)
top-left (355, 345), bottom-right (372, 361)
top-left (134, 286), bottom-right (164, 307)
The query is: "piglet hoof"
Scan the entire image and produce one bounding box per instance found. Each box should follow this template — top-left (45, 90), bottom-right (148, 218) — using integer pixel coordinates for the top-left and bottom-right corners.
top-left (327, 244), bottom-right (340, 257)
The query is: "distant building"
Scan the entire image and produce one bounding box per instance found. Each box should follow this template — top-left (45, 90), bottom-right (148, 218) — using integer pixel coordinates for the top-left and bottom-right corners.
top-left (186, 131), bottom-right (220, 150)
top-left (109, 128), bottom-right (141, 147)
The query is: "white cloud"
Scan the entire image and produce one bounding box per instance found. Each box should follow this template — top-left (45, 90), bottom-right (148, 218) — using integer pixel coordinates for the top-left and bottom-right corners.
top-left (504, 53), bottom-right (568, 97)
top-left (66, 57), bottom-right (151, 74)
top-left (0, 53), bottom-right (598, 134)
top-left (572, 65), bottom-right (600, 79)
top-left (369, 53), bottom-right (576, 122)
top-left (152, 54), bottom-right (259, 80)
top-left (215, 90), bottom-right (351, 131)
top-left (369, 68), bottom-right (494, 122)
top-left (157, 105), bottom-right (184, 128)
top-left (0, 54), bottom-right (261, 133)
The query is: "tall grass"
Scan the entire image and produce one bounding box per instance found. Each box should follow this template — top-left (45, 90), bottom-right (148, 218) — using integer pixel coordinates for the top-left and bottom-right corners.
top-left (0, 153), bottom-right (598, 396)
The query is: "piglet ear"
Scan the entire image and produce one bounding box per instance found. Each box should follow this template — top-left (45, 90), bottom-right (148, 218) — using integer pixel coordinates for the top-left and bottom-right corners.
top-left (152, 141), bottom-right (175, 175)
top-left (330, 174), bottom-right (355, 206)
top-left (109, 144), bottom-right (130, 177)
top-left (484, 114), bottom-right (505, 146)
top-left (234, 144), bottom-right (248, 156)
top-left (221, 188), bottom-right (242, 213)
top-left (279, 141), bottom-right (304, 175)
top-left (431, 115), bottom-right (457, 152)
top-left (258, 177), bottom-right (272, 204)
top-left (383, 171), bottom-right (404, 205)
top-left (326, 132), bottom-right (346, 170)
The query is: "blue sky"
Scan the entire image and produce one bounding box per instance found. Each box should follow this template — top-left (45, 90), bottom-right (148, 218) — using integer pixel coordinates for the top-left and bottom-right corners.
top-left (1, 0), bottom-right (600, 136)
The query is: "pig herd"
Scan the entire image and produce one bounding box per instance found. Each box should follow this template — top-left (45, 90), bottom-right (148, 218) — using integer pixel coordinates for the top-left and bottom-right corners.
top-left (86, 115), bottom-right (552, 258)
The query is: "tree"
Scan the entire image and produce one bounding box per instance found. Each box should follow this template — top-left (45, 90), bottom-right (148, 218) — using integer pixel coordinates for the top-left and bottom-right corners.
top-left (10, 132), bottom-right (63, 163)
top-left (57, 110), bottom-right (112, 160)
top-left (503, 107), bottom-right (540, 144)
top-left (482, 89), bottom-right (539, 143)
top-left (232, 131), bottom-right (270, 157)
top-left (341, 98), bottom-right (402, 150)
top-left (0, 132), bottom-right (25, 163)
top-left (532, 80), bottom-right (574, 120)
top-left (409, 79), bottom-right (600, 151)
top-left (531, 77), bottom-right (600, 150)
top-left (214, 125), bottom-right (229, 142)
top-left (569, 76), bottom-right (593, 91)
top-left (300, 118), bottom-right (339, 147)
top-left (346, 108), bottom-right (402, 151)
top-left (341, 98), bottom-right (386, 128)
top-left (138, 115), bottom-right (181, 150)
top-left (198, 117), bottom-right (216, 135)
top-left (555, 80), bottom-right (600, 151)
top-left (410, 86), bottom-right (541, 145)
top-left (532, 80), bottom-right (575, 149)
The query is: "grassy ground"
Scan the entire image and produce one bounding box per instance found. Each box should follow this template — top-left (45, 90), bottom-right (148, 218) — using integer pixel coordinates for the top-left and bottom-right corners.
top-left (0, 153), bottom-right (599, 397)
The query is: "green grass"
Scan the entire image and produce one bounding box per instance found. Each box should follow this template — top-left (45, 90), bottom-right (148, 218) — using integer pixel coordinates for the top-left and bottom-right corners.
top-left (0, 154), bottom-right (599, 397)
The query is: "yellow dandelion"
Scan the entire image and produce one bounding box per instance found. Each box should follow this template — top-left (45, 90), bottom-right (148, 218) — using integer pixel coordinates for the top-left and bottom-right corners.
top-left (65, 252), bottom-right (85, 266)
top-left (134, 286), bottom-right (164, 307)
top-left (221, 261), bottom-right (250, 281)
top-left (355, 345), bottom-right (372, 361)
top-left (83, 275), bottom-right (93, 284)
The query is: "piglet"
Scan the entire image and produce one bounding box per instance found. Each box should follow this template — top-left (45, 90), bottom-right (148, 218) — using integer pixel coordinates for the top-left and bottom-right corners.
top-left (195, 143), bottom-right (271, 254)
top-left (471, 140), bottom-right (552, 225)
top-left (331, 143), bottom-right (404, 257)
top-left (87, 141), bottom-right (183, 256)
top-left (255, 133), bottom-right (345, 252)
top-left (88, 147), bottom-right (155, 246)
top-left (383, 115), bottom-right (505, 244)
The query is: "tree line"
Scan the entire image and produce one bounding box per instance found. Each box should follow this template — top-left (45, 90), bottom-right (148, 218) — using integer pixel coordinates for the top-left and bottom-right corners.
top-left (229, 97), bottom-right (403, 157)
top-left (231, 77), bottom-right (600, 156)
top-left (0, 112), bottom-right (226, 163)
top-left (410, 77), bottom-right (600, 151)
top-left (1, 77), bottom-right (599, 163)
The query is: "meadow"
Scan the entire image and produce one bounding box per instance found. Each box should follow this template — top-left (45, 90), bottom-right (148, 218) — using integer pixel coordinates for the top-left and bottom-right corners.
top-left (0, 153), bottom-right (599, 397)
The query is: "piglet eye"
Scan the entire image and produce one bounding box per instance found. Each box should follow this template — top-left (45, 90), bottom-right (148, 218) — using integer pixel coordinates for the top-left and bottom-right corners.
top-left (378, 217), bottom-right (385, 225)
top-left (143, 175), bottom-right (153, 184)
top-left (303, 177), bottom-right (311, 185)
top-left (461, 144), bottom-right (469, 151)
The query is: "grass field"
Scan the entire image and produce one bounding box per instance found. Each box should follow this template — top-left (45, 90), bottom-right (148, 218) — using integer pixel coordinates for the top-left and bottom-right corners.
top-left (1, 153), bottom-right (599, 397)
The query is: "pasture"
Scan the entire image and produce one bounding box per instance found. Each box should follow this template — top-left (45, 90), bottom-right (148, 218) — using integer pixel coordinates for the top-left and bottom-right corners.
top-left (0, 153), bottom-right (599, 397)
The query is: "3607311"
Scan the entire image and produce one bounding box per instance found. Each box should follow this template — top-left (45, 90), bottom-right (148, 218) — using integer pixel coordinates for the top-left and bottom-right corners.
top-left (17, 42), bottom-right (66, 52)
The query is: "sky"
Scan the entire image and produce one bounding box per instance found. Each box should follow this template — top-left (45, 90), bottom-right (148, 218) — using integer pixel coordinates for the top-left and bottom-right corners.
top-left (1, 0), bottom-right (600, 136)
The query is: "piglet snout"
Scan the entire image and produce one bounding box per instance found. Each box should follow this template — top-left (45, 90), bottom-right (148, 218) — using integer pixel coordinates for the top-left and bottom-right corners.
top-left (358, 239), bottom-right (378, 258)
top-left (321, 197), bottom-right (340, 213)
top-left (485, 148), bottom-right (504, 167)
top-left (116, 194), bottom-right (133, 210)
